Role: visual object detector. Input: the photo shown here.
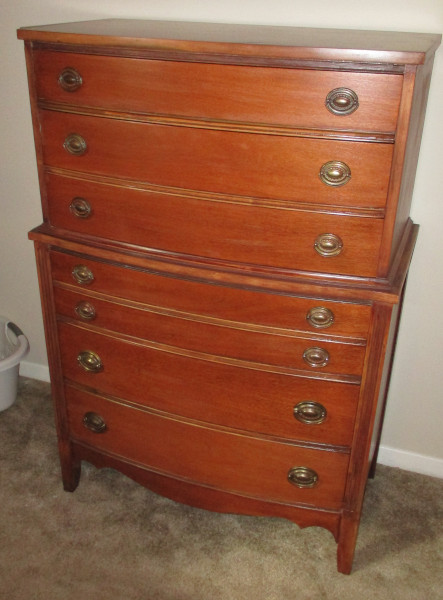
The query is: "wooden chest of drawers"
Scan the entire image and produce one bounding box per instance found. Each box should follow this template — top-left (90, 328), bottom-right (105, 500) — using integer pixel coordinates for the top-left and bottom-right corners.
top-left (18, 19), bottom-right (440, 573)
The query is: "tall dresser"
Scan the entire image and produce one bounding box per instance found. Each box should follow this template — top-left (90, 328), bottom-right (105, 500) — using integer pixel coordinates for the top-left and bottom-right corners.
top-left (18, 20), bottom-right (440, 573)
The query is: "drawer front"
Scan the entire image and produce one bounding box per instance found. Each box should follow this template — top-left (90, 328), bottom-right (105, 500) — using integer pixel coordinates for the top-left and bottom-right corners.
top-left (55, 290), bottom-right (366, 374)
top-left (40, 110), bottom-right (393, 208)
top-left (58, 323), bottom-right (359, 446)
top-left (66, 385), bottom-right (350, 509)
top-left (34, 50), bottom-right (402, 132)
top-left (50, 249), bottom-right (372, 338)
top-left (46, 173), bottom-right (383, 277)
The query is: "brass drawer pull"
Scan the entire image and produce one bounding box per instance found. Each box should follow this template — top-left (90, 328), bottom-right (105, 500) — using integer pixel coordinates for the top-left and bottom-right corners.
top-left (306, 306), bottom-right (335, 329)
top-left (325, 87), bottom-right (359, 116)
top-left (319, 161), bottom-right (351, 186)
top-left (77, 350), bottom-right (103, 373)
top-left (288, 466), bottom-right (319, 488)
top-left (83, 412), bottom-right (107, 433)
top-left (64, 133), bottom-right (87, 156)
top-left (75, 301), bottom-right (96, 321)
top-left (58, 67), bottom-right (83, 92)
top-left (314, 233), bottom-right (343, 257)
top-left (303, 347), bottom-right (329, 368)
top-left (69, 197), bottom-right (92, 218)
top-left (72, 264), bottom-right (94, 285)
top-left (294, 401), bottom-right (327, 425)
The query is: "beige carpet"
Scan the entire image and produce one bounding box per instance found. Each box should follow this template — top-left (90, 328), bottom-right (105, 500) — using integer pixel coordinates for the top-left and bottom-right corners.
top-left (0, 377), bottom-right (442, 600)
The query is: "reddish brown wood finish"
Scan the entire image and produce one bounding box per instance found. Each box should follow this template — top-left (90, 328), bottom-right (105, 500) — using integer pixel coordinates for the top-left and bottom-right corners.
top-left (39, 109), bottom-right (394, 210)
top-left (33, 50), bottom-right (403, 132)
top-left (17, 20), bottom-right (441, 65)
top-left (71, 441), bottom-right (342, 539)
top-left (18, 20), bottom-right (440, 574)
top-left (49, 249), bottom-right (373, 337)
top-left (65, 385), bottom-right (350, 509)
top-left (45, 172), bottom-right (385, 277)
top-left (32, 222), bottom-right (418, 304)
top-left (57, 320), bottom-right (361, 443)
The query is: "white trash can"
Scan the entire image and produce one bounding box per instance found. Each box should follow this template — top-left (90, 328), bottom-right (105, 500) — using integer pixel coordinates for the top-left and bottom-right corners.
top-left (0, 317), bottom-right (29, 411)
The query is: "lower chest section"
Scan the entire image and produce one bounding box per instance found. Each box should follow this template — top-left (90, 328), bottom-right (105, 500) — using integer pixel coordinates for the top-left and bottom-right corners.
top-left (43, 245), bottom-right (378, 512)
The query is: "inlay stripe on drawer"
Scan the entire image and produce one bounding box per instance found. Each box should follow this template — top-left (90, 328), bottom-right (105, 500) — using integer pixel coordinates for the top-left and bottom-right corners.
top-left (58, 321), bottom-right (363, 382)
top-left (58, 321), bottom-right (360, 446)
top-left (54, 287), bottom-right (367, 346)
top-left (65, 384), bottom-right (350, 509)
top-left (40, 110), bottom-right (394, 208)
top-left (55, 288), bottom-right (366, 374)
top-left (45, 172), bottom-right (384, 277)
top-left (34, 49), bottom-right (402, 132)
top-left (50, 249), bottom-right (373, 338)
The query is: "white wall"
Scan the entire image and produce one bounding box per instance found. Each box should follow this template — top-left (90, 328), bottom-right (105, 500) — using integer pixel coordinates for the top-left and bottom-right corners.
top-left (2, 0), bottom-right (442, 477)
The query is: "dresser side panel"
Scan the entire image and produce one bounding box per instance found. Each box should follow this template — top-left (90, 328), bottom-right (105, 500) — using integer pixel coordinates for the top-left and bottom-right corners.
top-left (379, 58), bottom-right (435, 275)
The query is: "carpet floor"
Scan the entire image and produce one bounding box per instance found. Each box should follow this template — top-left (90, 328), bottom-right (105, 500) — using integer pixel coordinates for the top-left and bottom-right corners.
top-left (0, 377), bottom-right (442, 599)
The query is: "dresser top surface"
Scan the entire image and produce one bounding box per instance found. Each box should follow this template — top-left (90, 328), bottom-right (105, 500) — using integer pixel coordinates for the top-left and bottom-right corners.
top-left (17, 19), bottom-right (441, 65)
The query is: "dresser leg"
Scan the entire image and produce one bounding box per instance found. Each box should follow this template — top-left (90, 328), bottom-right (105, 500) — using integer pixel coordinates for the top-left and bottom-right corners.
top-left (59, 445), bottom-right (81, 492)
top-left (368, 454), bottom-right (378, 479)
top-left (336, 513), bottom-right (358, 574)
top-left (62, 461), bottom-right (81, 492)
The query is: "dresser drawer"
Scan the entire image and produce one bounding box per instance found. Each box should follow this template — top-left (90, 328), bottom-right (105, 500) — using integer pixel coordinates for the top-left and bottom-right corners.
top-left (55, 292), bottom-right (366, 374)
top-left (66, 385), bottom-right (350, 509)
top-left (46, 173), bottom-right (383, 277)
top-left (50, 249), bottom-right (372, 338)
top-left (34, 49), bottom-right (402, 132)
top-left (40, 110), bottom-right (393, 208)
top-left (58, 322), bottom-right (359, 446)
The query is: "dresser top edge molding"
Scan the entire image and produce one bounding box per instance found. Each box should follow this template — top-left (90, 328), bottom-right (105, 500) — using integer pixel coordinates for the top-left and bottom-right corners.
top-left (17, 19), bottom-right (441, 65)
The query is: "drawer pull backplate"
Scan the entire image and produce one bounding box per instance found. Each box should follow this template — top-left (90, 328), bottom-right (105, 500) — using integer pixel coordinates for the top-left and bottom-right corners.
top-left (325, 87), bottom-right (359, 116)
top-left (306, 306), bottom-right (335, 329)
top-left (83, 411), bottom-right (107, 433)
top-left (314, 233), bottom-right (343, 257)
top-left (64, 133), bottom-right (87, 156)
top-left (303, 347), bottom-right (330, 368)
top-left (72, 264), bottom-right (94, 285)
top-left (75, 301), bottom-right (96, 321)
top-left (58, 67), bottom-right (83, 92)
top-left (288, 466), bottom-right (319, 488)
top-left (319, 161), bottom-right (351, 186)
top-left (77, 350), bottom-right (103, 373)
top-left (293, 401), bottom-right (327, 425)
top-left (69, 197), bottom-right (92, 218)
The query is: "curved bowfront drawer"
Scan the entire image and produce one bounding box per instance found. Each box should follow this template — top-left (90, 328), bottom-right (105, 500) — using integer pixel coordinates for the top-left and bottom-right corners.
top-left (54, 289), bottom-right (366, 375)
top-left (45, 173), bottom-right (384, 277)
top-left (49, 249), bottom-right (372, 339)
top-left (66, 385), bottom-right (350, 509)
top-left (60, 323), bottom-right (359, 446)
top-left (40, 110), bottom-right (393, 209)
top-left (34, 49), bottom-right (402, 132)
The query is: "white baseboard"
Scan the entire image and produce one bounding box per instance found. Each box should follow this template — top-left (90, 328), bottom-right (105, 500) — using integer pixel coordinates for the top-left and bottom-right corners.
top-left (378, 445), bottom-right (443, 479)
top-left (18, 360), bottom-right (443, 479)
top-left (20, 360), bottom-right (50, 383)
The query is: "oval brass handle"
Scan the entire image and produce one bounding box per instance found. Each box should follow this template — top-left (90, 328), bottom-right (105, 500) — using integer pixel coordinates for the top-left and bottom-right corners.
top-left (77, 350), bottom-right (103, 373)
top-left (325, 87), bottom-right (359, 116)
top-left (293, 401), bottom-right (327, 425)
top-left (314, 233), bottom-right (343, 257)
top-left (72, 264), bottom-right (94, 285)
top-left (303, 347), bottom-right (329, 368)
top-left (83, 412), bottom-right (107, 433)
top-left (69, 197), bottom-right (92, 219)
top-left (58, 67), bottom-right (83, 92)
top-left (64, 133), bottom-right (87, 156)
top-left (319, 161), bottom-right (351, 186)
top-left (306, 306), bottom-right (335, 329)
top-left (288, 466), bottom-right (319, 488)
top-left (75, 301), bottom-right (96, 321)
